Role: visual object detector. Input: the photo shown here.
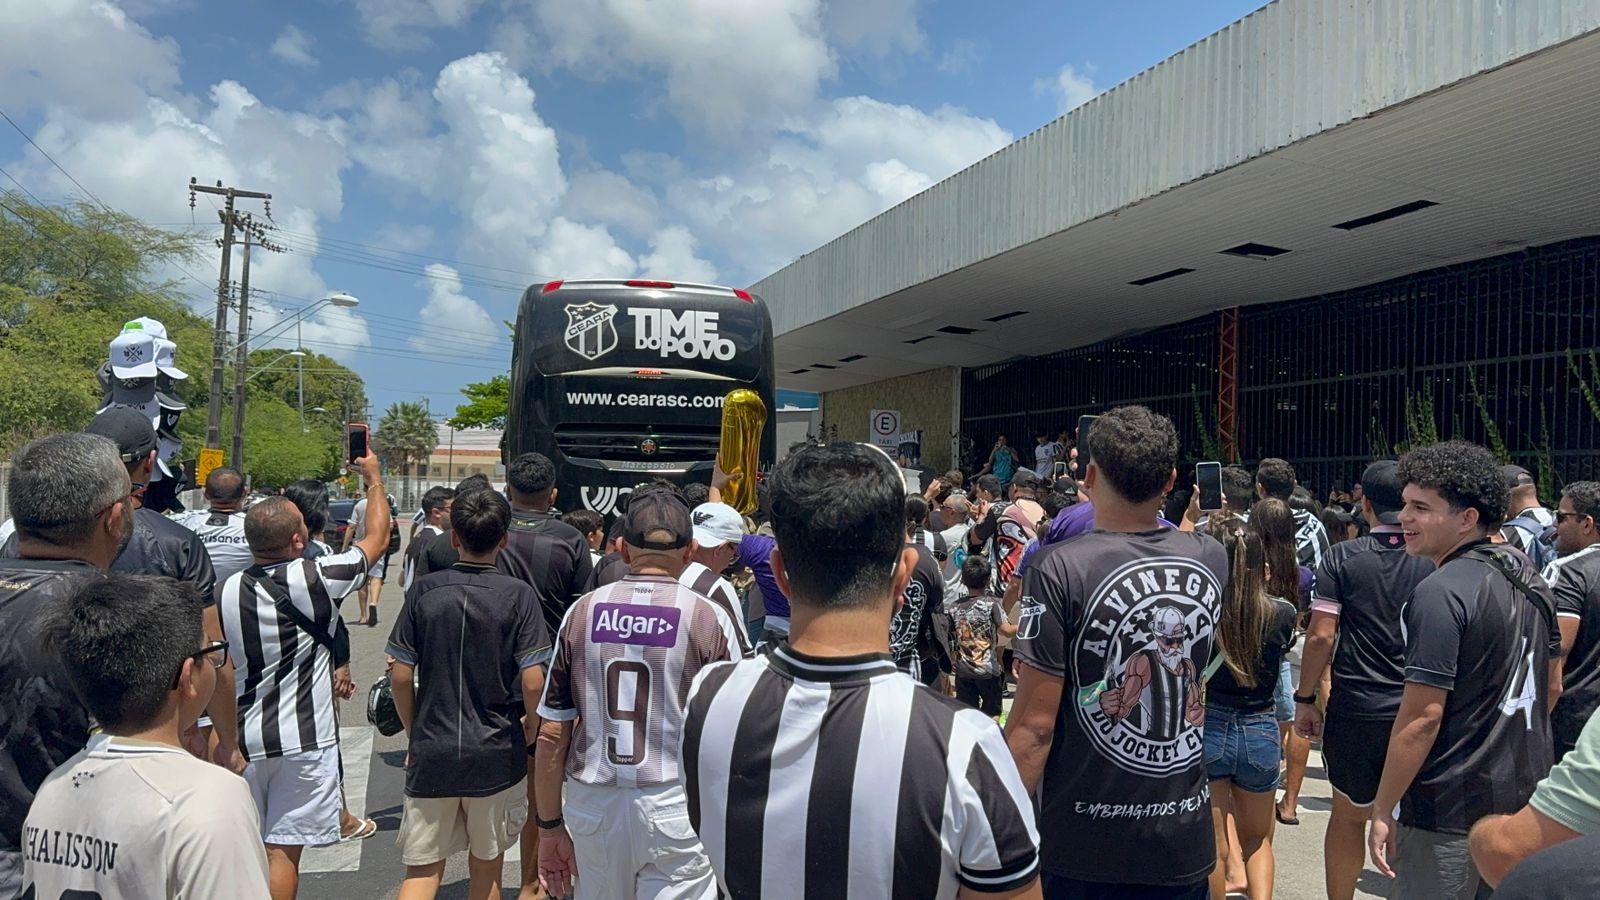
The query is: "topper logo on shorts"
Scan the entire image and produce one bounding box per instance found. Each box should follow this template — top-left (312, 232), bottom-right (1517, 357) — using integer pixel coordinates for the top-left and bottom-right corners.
top-left (592, 602), bottom-right (682, 647)
top-left (1074, 557), bottom-right (1219, 777)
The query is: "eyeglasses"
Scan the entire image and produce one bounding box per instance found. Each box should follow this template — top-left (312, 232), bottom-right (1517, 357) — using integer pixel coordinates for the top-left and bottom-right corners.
top-left (173, 640), bottom-right (229, 687)
top-left (1557, 512), bottom-right (1594, 524)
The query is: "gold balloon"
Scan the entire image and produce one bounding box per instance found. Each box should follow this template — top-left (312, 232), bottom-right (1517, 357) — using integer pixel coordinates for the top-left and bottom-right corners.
top-left (717, 389), bottom-right (767, 513)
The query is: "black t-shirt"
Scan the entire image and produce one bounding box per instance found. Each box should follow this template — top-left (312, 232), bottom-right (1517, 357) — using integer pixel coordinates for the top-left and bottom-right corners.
top-left (589, 551), bottom-right (629, 590)
top-left (494, 509), bottom-right (595, 638)
top-left (0, 559), bottom-right (101, 895)
top-left (890, 542), bottom-right (944, 670)
top-left (1014, 527), bottom-right (1229, 885)
top-left (1204, 597), bottom-right (1298, 712)
top-left (419, 530), bottom-right (460, 577)
top-left (1546, 544), bottom-right (1600, 748)
top-left (403, 526), bottom-right (442, 588)
top-left (387, 563), bottom-right (552, 798)
top-left (1400, 541), bottom-right (1560, 834)
top-left (1292, 508), bottom-right (1332, 569)
top-left (2, 509), bottom-right (216, 607)
top-left (1313, 527), bottom-right (1435, 720)
top-left (1492, 833), bottom-right (1600, 899)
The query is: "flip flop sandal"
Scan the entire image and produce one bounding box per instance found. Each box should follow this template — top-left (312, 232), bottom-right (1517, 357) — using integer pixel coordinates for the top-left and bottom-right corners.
top-left (340, 817), bottom-right (378, 842)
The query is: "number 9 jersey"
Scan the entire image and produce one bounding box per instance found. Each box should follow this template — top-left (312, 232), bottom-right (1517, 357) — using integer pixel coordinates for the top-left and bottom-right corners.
top-left (537, 573), bottom-right (741, 788)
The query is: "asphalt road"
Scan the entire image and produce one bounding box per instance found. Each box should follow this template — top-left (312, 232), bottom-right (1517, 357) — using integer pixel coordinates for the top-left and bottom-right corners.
top-left (300, 537), bottom-right (1391, 899)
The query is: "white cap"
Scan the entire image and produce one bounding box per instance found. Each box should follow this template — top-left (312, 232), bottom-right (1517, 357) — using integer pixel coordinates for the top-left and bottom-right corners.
top-left (99, 398), bottom-right (161, 433)
top-left (122, 316), bottom-right (168, 341)
top-left (155, 339), bottom-right (187, 380)
top-left (691, 502), bottom-right (745, 548)
top-left (110, 330), bottom-right (158, 378)
top-left (156, 433), bottom-right (182, 479)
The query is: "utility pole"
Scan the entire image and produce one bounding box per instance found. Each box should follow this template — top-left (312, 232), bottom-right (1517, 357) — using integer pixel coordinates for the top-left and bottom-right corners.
top-left (229, 225), bottom-right (253, 468)
top-left (190, 179), bottom-right (272, 456)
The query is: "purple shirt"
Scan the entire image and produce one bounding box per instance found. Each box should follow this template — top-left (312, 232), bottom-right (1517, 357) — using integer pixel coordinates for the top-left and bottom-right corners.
top-left (1019, 502), bottom-right (1176, 580)
top-left (734, 533), bottom-right (790, 619)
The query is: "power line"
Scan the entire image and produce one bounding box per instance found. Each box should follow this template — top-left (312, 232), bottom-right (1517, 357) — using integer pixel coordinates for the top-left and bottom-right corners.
top-left (0, 106), bottom-right (109, 210)
top-left (264, 224), bottom-right (553, 282)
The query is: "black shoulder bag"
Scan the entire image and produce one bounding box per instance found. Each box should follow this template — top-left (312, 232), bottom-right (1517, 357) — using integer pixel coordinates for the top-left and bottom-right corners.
top-left (244, 564), bottom-right (351, 668)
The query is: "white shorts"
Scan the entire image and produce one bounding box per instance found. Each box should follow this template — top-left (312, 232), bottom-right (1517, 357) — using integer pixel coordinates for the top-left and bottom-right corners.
top-left (244, 746), bottom-right (342, 846)
top-left (367, 554), bottom-right (389, 581)
top-left (564, 780), bottom-right (715, 900)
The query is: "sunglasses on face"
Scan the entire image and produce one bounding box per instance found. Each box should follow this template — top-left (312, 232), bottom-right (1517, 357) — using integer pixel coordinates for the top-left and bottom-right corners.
top-left (1557, 512), bottom-right (1594, 524)
top-left (173, 640), bottom-right (229, 687)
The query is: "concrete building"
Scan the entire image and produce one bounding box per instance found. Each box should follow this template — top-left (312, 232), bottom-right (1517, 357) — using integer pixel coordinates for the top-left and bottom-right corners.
top-left (754, 0), bottom-right (1600, 487)
top-left (423, 423), bottom-right (505, 482)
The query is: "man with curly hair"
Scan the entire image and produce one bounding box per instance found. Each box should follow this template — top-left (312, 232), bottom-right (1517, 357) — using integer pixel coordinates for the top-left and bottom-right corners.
top-left (1367, 441), bottom-right (1560, 899)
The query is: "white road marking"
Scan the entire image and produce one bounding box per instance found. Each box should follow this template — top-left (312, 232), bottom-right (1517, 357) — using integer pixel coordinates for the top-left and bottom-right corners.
top-left (301, 726), bottom-right (375, 874)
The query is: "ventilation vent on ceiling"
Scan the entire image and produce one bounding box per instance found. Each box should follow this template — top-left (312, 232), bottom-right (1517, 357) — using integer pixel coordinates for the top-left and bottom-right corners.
top-left (936, 325), bottom-right (979, 335)
top-left (1219, 242), bottom-right (1290, 259)
top-left (1332, 200), bottom-right (1438, 231)
top-left (1128, 267), bottom-right (1196, 286)
top-left (837, 354), bottom-right (866, 363)
top-left (904, 336), bottom-right (934, 345)
top-left (788, 368), bottom-right (811, 375)
top-left (985, 310), bottom-right (1029, 322)
top-left (810, 363), bottom-right (838, 369)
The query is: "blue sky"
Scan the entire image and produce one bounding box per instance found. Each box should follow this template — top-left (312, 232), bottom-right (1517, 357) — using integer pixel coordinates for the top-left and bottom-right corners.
top-left (0, 0), bottom-right (1265, 418)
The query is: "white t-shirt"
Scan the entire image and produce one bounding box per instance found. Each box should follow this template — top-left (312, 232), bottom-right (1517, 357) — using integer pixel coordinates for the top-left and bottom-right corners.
top-left (170, 508), bottom-right (253, 584)
top-left (21, 733), bottom-right (270, 899)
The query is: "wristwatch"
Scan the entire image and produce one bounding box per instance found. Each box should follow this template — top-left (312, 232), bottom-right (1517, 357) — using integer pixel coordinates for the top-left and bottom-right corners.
top-left (1293, 691), bottom-right (1318, 705)
top-left (535, 813), bottom-right (564, 830)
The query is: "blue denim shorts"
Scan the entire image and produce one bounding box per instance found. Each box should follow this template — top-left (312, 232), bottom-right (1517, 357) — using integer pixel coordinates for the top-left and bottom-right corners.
top-left (1204, 704), bottom-right (1282, 793)
top-left (1274, 656), bottom-right (1295, 722)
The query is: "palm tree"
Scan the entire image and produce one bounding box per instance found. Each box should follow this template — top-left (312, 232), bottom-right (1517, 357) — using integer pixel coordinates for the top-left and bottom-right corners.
top-left (372, 401), bottom-right (437, 478)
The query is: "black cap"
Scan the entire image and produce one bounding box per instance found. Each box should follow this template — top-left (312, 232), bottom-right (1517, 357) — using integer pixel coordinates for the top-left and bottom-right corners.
top-left (1502, 464), bottom-right (1535, 488)
top-left (622, 489), bottom-right (692, 550)
top-left (85, 405), bottom-right (158, 464)
top-left (1360, 460), bottom-right (1404, 524)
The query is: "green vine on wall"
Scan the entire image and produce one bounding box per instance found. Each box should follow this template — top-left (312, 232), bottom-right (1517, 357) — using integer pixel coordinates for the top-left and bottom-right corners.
top-left (1465, 366), bottom-right (1510, 463)
top-left (1190, 385), bottom-right (1231, 463)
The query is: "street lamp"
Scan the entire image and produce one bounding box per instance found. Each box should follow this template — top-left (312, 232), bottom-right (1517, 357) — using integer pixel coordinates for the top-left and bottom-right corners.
top-left (244, 349), bottom-right (305, 384)
top-left (226, 293), bottom-right (360, 461)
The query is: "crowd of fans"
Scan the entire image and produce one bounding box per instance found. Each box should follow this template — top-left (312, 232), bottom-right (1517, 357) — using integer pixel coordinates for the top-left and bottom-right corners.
top-left (5, 402), bottom-right (1600, 899)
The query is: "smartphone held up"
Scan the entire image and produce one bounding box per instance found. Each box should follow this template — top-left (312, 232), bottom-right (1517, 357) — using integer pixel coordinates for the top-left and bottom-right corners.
top-left (346, 423), bottom-right (369, 463)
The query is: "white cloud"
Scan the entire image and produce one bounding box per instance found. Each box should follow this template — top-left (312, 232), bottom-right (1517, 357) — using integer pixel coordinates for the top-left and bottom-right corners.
top-left (531, 218), bottom-right (635, 280)
top-left (0, 0), bottom-right (182, 119)
top-left (354, 0), bottom-right (487, 51)
top-left (1036, 63), bottom-right (1100, 115)
top-left (269, 25), bottom-right (317, 67)
top-left (564, 169), bottom-right (660, 239)
top-left (638, 226), bottom-right (718, 284)
top-left (498, 0), bottom-right (835, 139)
top-left (823, 0), bottom-right (924, 58)
top-left (410, 264), bottom-right (499, 354)
top-left (657, 96), bottom-right (1010, 279)
top-left (938, 39), bottom-right (981, 75)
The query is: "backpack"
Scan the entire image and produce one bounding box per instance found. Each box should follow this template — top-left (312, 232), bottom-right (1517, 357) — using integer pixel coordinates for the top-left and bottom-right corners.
top-left (1501, 515), bottom-right (1555, 572)
top-left (1464, 544), bottom-right (1557, 627)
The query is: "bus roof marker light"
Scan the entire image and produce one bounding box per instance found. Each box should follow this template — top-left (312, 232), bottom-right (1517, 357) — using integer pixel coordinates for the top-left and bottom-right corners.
top-left (541, 280), bottom-right (564, 293)
top-left (626, 280), bottom-right (676, 289)
top-left (733, 288), bottom-right (753, 302)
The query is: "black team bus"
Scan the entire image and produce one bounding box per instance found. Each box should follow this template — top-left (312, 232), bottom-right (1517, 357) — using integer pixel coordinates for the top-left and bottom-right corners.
top-left (507, 279), bottom-right (776, 518)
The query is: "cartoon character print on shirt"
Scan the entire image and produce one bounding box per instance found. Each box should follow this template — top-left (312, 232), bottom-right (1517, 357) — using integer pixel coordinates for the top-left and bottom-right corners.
top-left (1074, 558), bottom-right (1220, 776)
top-left (991, 515), bottom-right (1032, 592)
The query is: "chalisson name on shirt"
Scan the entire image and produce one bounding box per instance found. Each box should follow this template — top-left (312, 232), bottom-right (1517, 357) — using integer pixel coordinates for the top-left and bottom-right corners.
top-left (592, 602), bottom-right (681, 647)
top-left (22, 825), bottom-right (119, 874)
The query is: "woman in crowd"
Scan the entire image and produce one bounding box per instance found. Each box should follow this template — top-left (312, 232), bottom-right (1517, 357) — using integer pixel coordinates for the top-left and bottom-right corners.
top-left (1251, 498), bottom-right (1317, 827)
top-left (1204, 516), bottom-right (1300, 900)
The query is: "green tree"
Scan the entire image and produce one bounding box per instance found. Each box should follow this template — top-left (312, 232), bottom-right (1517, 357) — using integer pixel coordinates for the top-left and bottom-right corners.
top-left (0, 193), bottom-right (367, 484)
top-left (449, 374), bottom-right (510, 430)
top-left (372, 400), bottom-right (437, 477)
top-left (0, 192), bottom-right (210, 452)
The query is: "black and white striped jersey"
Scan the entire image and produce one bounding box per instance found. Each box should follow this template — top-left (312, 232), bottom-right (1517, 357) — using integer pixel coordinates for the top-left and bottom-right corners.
top-left (219, 548), bottom-right (368, 760)
top-left (681, 645), bottom-right (1040, 898)
top-left (679, 561), bottom-right (752, 656)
